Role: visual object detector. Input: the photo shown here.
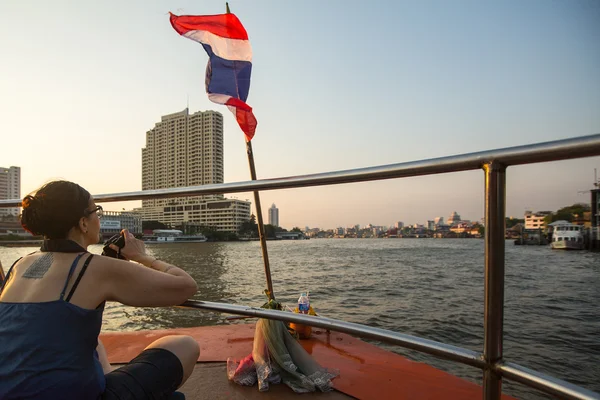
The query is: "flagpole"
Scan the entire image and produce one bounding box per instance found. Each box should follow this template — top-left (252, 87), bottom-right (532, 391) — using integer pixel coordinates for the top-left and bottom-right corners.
top-left (225, 2), bottom-right (275, 300)
top-left (246, 140), bottom-right (275, 300)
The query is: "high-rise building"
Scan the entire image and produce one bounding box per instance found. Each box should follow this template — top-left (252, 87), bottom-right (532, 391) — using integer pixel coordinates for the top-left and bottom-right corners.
top-left (268, 203), bottom-right (279, 227)
top-left (140, 109), bottom-right (250, 231)
top-left (0, 166), bottom-right (20, 217)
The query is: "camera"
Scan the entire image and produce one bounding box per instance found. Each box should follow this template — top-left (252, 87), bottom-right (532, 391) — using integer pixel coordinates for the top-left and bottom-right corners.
top-left (102, 233), bottom-right (126, 259)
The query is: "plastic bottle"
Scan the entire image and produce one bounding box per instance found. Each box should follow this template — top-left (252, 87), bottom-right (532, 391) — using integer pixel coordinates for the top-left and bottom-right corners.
top-left (298, 292), bottom-right (310, 314)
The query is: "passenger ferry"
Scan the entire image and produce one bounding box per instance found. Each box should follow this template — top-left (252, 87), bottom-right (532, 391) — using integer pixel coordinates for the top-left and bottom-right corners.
top-left (550, 221), bottom-right (585, 250)
top-left (143, 229), bottom-right (208, 244)
top-left (2, 135), bottom-right (600, 399)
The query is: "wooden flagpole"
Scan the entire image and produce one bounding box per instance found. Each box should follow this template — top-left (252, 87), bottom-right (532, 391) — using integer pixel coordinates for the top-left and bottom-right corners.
top-left (246, 140), bottom-right (275, 300)
top-left (226, 2), bottom-right (275, 300)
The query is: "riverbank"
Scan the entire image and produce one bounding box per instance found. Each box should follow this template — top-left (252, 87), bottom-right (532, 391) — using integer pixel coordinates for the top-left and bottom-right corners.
top-left (0, 240), bottom-right (43, 247)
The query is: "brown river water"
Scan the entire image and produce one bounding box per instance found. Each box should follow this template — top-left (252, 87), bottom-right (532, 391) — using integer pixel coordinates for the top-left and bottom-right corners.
top-left (1, 239), bottom-right (599, 399)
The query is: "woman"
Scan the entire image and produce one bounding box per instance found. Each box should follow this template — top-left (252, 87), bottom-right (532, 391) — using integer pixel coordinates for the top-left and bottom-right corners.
top-left (0, 180), bottom-right (200, 399)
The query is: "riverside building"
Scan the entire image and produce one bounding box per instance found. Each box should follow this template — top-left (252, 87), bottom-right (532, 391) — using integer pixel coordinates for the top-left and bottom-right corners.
top-left (268, 203), bottom-right (279, 227)
top-left (524, 211), bottom-right (551, 230)
top-left (100, 210), bottom-right (142, 239)
top-left (140, 108), bottom-right (251, 231)
top-left (0, 166), bottom-right (20, 217)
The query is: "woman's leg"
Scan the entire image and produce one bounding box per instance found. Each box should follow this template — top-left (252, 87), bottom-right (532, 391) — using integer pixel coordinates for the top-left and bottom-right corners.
top-left (144, 335), bottom-right (200, 386)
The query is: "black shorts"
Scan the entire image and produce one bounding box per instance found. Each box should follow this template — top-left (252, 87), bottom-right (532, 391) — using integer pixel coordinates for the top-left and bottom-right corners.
top-left (102, 348), bottom-right (184, 400)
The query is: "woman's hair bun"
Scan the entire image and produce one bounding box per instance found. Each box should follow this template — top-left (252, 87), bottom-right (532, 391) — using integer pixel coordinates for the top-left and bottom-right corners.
top-left (20, 181), bottom-right (91, 239)
top-left (21, 195), bottom-right (44, 236)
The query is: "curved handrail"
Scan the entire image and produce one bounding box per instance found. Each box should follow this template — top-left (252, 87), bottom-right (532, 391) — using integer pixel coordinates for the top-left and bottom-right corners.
top-left (496, 362), bottom-right (600, 400)
top-left (180, 300), bottom-right (486, 368)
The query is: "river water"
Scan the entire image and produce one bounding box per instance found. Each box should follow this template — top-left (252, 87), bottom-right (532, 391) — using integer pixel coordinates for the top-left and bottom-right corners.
top-left (1, 239), bottom-right (598, 399)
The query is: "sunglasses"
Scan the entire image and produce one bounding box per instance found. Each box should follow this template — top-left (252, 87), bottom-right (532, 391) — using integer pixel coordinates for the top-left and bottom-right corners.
top-left (85, 205), bottom-right (103, 218)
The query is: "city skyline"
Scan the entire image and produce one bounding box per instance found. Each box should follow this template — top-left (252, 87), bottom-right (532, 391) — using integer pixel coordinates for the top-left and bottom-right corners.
top-left (1, 1), bottom-right (599, 229)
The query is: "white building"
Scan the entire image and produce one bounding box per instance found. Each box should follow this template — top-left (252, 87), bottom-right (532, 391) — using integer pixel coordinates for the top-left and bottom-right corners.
top-left (524, 211), bottom-right (551, 230)
top-left (100, 210), bottom-right (143, 238)
top-left (448, 212), bottom-right (461, 226)
top-left (268, 203), bottom-right (279, 227)
top-left (140, 109), bottom-right (250, 232)
top-left (0, 166), bottom-right (20, 217)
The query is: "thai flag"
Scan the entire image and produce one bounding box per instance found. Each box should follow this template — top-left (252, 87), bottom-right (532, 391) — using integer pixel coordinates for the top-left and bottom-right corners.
top-left (170, 12), bottom-right (257, 141)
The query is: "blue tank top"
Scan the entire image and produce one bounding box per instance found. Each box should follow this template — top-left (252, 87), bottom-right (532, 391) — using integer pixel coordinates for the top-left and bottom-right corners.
top-left (0, 240), bottom-right (106, 400)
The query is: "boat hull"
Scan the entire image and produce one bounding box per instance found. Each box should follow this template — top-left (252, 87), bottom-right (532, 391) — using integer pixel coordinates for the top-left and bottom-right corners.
top-left (551, 240), bottom-right (584, 250)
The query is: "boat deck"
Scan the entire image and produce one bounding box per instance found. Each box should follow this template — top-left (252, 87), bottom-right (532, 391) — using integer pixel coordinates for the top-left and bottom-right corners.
top-left (177, 363), bottom-right (353, 399)
top-left (101, 324), bottom-right (516, 400)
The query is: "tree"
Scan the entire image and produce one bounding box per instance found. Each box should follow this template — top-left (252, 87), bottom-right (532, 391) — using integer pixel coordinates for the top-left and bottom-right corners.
top-left (291, 227), bottom-right (302, 233)
top-left (544, 203), bottom-right (591, 224)
top-left (264, 224), bottom-right (277, 238)
top-left (142, 220), bottom-right (170, 231)
top-left (239, 217), bottom-right (258, 237)
top-left (505, 217), bottom-right (524, 229)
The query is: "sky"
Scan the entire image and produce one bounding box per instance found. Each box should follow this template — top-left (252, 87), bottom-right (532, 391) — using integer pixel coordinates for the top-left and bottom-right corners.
top-left (1, 0), bottom-right (599, 230)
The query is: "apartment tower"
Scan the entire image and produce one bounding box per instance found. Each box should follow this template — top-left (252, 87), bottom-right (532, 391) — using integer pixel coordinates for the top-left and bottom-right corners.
top-left (0, 166), bottom-right (21, 217)
top-left (141, 109), bottom-right (250, 231)
top-left (268, 203), bottom-right (279, 227)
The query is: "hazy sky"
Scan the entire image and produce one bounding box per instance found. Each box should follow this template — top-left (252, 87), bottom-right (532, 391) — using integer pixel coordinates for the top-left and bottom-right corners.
top-left (1, 1), bottom-right (599, 229)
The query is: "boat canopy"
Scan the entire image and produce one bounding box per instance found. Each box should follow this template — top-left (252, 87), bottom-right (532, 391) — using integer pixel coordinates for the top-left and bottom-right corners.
top-left (547, 220), bottom-right (572, 226)
top-left (152, 229), bottom-right (183, 235)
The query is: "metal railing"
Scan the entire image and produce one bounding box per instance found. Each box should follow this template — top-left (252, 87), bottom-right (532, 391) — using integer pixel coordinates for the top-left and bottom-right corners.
top-left (2, 134), bottom-right (600, 400)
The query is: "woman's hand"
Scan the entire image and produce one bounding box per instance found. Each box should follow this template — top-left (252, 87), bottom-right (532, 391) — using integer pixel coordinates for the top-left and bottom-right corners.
top-left (109, 229), bottom-right (148, 263)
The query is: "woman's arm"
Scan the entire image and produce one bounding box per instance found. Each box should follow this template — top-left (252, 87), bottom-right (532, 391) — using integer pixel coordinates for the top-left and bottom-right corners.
top-left (99, 230), bottom-right (198, 307)
top-left (96, 339), bottom-right (115, 374)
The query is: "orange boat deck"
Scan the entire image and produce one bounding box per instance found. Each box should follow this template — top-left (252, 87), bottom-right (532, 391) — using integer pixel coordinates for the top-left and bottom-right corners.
top-left (101, 324), bottom-right (515, 400)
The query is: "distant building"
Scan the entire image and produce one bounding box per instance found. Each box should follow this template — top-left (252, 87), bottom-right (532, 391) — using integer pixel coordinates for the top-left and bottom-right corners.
top-left (268, 203), bottom-right (279, 227)
top-left (434, 216), bottom-right (444, 225)
top-left (448, 212), bottom-right (461, 225)
top-left (524, 211), bottom-right (551, 230)
top-left (427, 220), bottom-right (435, 230)
top-left (450, 222), bottom-right (471, 234)
top-left (0, 220), bottom-right (30, 237)
top-left (395, 221), bottom-right (404, 229)
top-left (100, 210), bottom-right (142, 238)
top-left (0, 166), bottom-right (20, 217)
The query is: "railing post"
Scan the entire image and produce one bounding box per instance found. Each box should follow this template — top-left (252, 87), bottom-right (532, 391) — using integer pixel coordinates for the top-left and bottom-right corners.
top-left (483, 162), bottom-right (506, 400)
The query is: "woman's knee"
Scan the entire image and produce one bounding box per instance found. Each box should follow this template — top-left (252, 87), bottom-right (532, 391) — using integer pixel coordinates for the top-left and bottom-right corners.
top-left (146, 334), bottom-right (198, 353)
top-left (145, 335), bottom-right (199, 382)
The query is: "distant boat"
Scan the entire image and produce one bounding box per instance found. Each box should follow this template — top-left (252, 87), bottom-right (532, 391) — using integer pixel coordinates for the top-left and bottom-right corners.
top-left (143, 229), bottom-right (207, 244)
top-left (513, 229), bottom-right (548, 245)
top-left (549, 221), bottom-right (584, 250)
